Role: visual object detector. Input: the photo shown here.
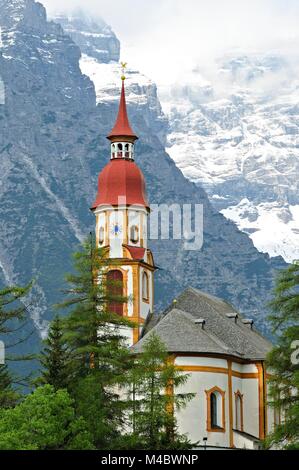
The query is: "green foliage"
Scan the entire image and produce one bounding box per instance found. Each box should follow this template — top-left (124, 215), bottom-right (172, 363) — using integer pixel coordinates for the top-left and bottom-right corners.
top-left (0, 283), bottom-right (33, 406)
top-left (0, 385), bottom-right (94, 450)
top-left (0, 365), bottom-right (19, 408)
top-left (266, 263), bottom-right (299, 449)
top-left (72, 372), bottom-right (128, 449)
top-left (0, 284), bottom-right (32, 336)
top-left (57, 237), bottom-right (133, 379)
top-left (37, 315), bottom-right (71, 390)
top-left (268, 262), bottom-right (299, 331)
top-left (125, 333), bottom-right (194, 450)
top-left (55, 237), bottom-right (133, 448)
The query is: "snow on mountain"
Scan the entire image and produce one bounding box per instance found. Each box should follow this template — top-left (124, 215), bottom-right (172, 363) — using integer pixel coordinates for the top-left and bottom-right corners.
top-left (80, 54), bottom-right (155, 104)
top-left (79, 54), bottom-right (168, 147)
top-left (159, 55), bottom-right (299, 262)
top-left (221, 199), bottom-right (299, 263)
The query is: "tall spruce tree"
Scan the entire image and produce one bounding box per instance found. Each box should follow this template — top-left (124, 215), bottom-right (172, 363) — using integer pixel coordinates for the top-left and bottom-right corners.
top-left (37, 315), bottom-right (70, 390)
top-left (266, 262), bottom-right (299, 449)
top-left (0, 284), bottom-right (32, 407)
top-left (124, 332), bottom-right (194, 450)
top-left (56, 236), bottom-right (133, 448)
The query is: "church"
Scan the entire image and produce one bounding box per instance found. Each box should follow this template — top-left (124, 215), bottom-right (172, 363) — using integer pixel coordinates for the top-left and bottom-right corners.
top-left (90, 71), bottom-right (275, 450)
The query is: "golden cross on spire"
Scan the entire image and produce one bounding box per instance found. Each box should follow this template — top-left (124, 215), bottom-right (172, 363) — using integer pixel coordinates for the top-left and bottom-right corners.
top-left (121, 61), bottom-right (127, 81)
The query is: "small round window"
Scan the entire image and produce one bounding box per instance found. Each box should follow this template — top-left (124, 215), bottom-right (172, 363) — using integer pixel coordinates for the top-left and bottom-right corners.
top-left (130, 225), bottom-right (139, 244)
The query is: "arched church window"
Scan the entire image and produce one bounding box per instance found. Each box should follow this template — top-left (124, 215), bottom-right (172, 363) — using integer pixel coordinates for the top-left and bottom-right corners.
top-left (142, 271), bottom-right (149, 302)
top-left (107, 270), bottom-right (123, 316)
top-left (211, 393), bottom-right (218, 428)
top-left (130, 225), bottom-right (139, 244)
top-left (99, 226), bottom-right (105, 245)
top-left (205, 386), bottom-right (225, 432)
top-left (125, 143), bottom-right (130, 158)
top-left (235, 391), bottom-right (244, 431)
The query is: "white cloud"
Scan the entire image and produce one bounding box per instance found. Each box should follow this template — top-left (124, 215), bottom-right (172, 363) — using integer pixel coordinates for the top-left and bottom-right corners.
top-left (42, 0), bottom-right (299, 84)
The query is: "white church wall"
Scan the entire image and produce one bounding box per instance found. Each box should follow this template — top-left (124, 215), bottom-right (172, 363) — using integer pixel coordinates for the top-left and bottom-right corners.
top-left (128, 208), bottom-right (148, 248)
top-left (109, 210), bottom-right (124, 258)
top-left (97, 212), bottom-right (106, 245)
top-left (236, 377), bottom-right (259, 438)
top-left (175, 356), bottom-right (227, 368)
top-left (175, 366), bottom-right (230, 448)
top-left (120, 325), bottom-right (134, 348)
top-left (120, 265), bottom-right (133, 317)
top-left (232, 362), bottom-right (257, 373)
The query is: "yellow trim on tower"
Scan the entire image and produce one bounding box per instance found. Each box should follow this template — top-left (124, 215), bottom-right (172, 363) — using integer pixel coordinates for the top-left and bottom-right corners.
top-left (256, 362), bottom-right (266, 440)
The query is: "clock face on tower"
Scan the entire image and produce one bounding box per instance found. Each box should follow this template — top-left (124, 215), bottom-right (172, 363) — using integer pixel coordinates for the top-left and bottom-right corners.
top-left (110, 223), bottom-right (122, 237)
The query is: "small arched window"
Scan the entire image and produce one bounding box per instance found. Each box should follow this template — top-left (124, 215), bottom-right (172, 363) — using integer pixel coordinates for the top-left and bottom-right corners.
top-left (130, 225), bottom-right (139, 244)
top-left (111, 144), bottom-right (116, 159)
top-left (142, 271), bottom-right (149, 302)
top-left (211, 393), bottom-right (218, 428)
top-left (235, 391), bottom-right (244, 431)
top-left (117, 143), bottom-right (123, 158)
top-left (99, 226), bottom-right (105, 245)
top-left (125, 143), bottom-right (130, 158)
top-left (205, 386), bottom-right (225, 432)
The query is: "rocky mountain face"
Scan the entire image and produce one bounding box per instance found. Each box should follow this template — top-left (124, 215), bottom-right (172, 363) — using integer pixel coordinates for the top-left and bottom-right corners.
top-left (159, 55), bottom-right (299, 263)
top-left (53, 13), bottom-right (120, 63)
top-left (0, 0), bottom-right (287, 371)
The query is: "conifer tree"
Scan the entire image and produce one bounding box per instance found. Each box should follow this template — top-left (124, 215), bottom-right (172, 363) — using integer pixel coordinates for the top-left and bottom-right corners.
top-left (56, 236), bottom-right (133, 448)
top-left (0, 284), bottom-right (32, 407)
top-left (124, 332), bottom-right (194, 450)
top-left (0, 365), bottom-right (19, 409)
top-left (266, 262), bottom-right (299, 449)
top-left (37, 315), bottom-right (70, 390)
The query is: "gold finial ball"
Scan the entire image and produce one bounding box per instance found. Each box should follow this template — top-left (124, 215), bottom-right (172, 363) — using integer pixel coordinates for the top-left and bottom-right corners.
top-left (120, 61), bottom-right (127, 81)
top-left (173, 299), bottom-right (177, 304)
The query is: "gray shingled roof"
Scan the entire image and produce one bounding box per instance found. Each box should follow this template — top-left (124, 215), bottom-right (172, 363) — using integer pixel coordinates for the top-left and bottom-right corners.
top-left (133, 287), bottom-right (272, 360)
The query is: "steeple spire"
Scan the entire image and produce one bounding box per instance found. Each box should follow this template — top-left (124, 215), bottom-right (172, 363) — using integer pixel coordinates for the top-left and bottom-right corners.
top-left (107, 64), bottom-right (138, 142)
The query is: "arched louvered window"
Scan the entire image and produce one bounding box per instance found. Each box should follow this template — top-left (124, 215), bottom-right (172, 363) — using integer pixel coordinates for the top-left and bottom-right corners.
top-left (107, 270), bottom-right (123, 316)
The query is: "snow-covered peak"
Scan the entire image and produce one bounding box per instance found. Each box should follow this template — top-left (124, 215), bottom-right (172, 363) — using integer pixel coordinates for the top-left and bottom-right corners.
top-left (161, 53), bottom-right (299, 262)
top-left (80, 54), bottom-right (154, 105)
top-left (221, 199), bottom-right (299, 263)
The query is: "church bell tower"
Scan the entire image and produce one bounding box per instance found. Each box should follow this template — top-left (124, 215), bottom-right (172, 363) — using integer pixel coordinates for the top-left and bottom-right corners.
top-left (91, 66), bottom-right (155, 345)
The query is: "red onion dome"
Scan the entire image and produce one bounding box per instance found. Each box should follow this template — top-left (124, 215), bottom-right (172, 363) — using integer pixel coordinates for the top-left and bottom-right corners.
top-left (91, 159), bottom-right (149, 210)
